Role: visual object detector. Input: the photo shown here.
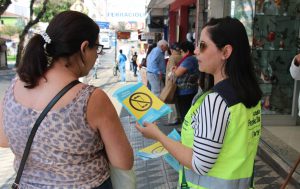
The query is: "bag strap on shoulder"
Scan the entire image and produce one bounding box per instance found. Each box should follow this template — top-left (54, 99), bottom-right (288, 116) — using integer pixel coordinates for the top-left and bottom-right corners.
top-left (12, 80), bottom-right (80, 189)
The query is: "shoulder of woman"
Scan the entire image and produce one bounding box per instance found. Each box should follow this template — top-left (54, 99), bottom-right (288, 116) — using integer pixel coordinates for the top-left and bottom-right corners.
top-left (204, 92), bottom-right (228, 106)
top-left (88, 88), bottom-right (110, 106)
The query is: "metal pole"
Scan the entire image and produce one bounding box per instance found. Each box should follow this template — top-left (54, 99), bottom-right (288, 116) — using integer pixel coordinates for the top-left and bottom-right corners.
top-left (115, 31), bottom-right (117, 65)
top-left (280, 155), bottom-right (300, 189)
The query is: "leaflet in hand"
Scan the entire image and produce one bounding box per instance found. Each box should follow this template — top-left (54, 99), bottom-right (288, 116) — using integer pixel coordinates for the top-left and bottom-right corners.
top-left (136, 129), bottom-right (181, 160)
top-left (136, 129), bottom-right (181, 172)
top-left (113, 82), bottom-right (172, 125)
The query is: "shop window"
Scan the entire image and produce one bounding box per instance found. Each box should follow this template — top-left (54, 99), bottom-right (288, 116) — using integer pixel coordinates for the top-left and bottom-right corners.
top-left (229, 0), bottom-right (300, 116)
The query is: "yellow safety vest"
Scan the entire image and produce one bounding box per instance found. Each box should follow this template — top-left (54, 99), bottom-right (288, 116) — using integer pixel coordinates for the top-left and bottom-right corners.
top-left (178, 88), bottom-right (261, 189)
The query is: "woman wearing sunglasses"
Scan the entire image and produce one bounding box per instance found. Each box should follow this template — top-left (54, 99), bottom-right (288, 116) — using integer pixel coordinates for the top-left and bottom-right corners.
top-left (173, 41), bottom-right (201, 124)
top-left (136, 17), bottom-right (262, 189)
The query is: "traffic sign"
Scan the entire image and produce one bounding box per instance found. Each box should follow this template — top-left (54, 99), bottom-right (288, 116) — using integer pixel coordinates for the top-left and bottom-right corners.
top-left (96, 21), bottom-right (110, 29)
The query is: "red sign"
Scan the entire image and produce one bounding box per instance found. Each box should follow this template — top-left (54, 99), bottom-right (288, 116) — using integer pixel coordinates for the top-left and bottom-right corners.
top-left (117, 32), bottom-right (131, 39)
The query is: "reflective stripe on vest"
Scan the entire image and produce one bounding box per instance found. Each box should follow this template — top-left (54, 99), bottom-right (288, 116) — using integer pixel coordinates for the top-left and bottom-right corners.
top-left (185, 169), bottom-right (251, 189)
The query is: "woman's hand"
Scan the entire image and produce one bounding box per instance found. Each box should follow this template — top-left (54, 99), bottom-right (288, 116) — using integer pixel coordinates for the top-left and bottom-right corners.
top-left (171, 66), bottom-right (177, 72)
top-left (136, 121), bottom-right (193, 169)
top-left (135, 122), bottom-right (164, 141)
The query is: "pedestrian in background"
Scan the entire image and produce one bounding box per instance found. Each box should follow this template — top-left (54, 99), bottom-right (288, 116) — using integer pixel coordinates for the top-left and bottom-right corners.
top-left (118, 49), bottom-right (127, 82)
top-left (290, 53), bottom-right (300, 115)
top-left (0, 11), bottom-right (133, 189)
top-left (165, 42), bottom-right (182, 125)
top-left (136, 17), bottom-right (262, 189)
top-left (174, 41), bottom-right (200, 122)
top-left (132, 52), bottom-right (138, 77)
top-left (128, 46), bottom-right (135, 71)
top-left (139, 43), bottom-right (157, 88)
top-left (146, 40), bottom-right (168, 96)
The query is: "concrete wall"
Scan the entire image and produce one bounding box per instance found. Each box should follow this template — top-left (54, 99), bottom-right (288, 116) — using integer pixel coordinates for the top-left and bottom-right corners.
top-left (207, 0), bottom-right (225, 19)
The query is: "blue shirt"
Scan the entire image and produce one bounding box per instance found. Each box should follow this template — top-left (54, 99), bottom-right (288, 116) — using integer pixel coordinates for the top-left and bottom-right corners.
top-left (177, 56), bottom-right (200, 95)
top-left (118, 53), bottom-right (127, 65)
top-left (146, 47), bottom-right (166, 75)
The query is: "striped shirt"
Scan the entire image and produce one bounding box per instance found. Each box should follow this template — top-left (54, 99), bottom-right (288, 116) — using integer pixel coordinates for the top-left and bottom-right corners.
top-left (191, 92), bottom-right (230, 175)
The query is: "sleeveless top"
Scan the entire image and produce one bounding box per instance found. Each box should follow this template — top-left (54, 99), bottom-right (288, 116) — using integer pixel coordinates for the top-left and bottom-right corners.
top-left (2, 78), bottom-right (109, 189)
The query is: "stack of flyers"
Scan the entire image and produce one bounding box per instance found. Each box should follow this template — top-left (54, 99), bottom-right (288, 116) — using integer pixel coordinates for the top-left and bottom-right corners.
top-left (136, 129), bottom-right (181, 164)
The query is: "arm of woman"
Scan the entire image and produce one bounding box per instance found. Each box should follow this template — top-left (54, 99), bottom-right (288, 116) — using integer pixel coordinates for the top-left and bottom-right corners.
top-left (87, 89), bottom-right (134, 170)
top-left (136, 122), bottom-right (193, 169)
top-left (174, 66), bottom-right (187, 77)
top-left (0, 100), bottom-right (9, 147)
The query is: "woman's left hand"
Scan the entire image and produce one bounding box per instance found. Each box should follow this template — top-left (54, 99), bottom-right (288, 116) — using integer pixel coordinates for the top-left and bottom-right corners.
top-left (135, 122), bottom-right (163, 141)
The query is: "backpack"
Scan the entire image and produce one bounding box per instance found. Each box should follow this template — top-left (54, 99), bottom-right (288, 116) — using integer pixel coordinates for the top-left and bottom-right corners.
top-left (133, 54), bottom-right (138, 61)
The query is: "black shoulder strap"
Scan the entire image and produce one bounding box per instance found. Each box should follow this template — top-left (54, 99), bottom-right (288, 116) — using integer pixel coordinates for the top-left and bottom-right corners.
top-left (12, 80), bottom-right (80, 189)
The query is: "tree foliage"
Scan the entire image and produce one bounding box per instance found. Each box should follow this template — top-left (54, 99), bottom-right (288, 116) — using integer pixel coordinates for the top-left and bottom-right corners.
top-left (15, 0), bottom-right (49, 67)
top-left (33, 0), bottom-right (75, 22)
top-left (1, 24), bottom-right (22, 37)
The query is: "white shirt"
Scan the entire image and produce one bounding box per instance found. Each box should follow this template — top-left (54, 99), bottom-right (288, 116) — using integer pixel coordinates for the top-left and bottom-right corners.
top-left (290, 56), bottom-right (300, 116)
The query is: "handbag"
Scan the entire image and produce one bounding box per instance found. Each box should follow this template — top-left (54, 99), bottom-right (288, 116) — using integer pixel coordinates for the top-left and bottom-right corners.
top-left (11, 80), bottom-right (80, 189)
top-left (159, 72), bottom-right (177, 104)
top-left (110, 164), bottom-right (136, 189)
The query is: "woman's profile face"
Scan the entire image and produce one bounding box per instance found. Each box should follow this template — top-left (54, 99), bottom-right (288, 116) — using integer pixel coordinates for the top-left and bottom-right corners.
top-left (194, 27), bottom-right (224, 76)
top-left (81, 38), bottom-right (99, 76)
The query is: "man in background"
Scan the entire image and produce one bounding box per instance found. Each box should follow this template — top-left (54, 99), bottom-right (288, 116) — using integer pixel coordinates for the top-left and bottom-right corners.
top-left (132, 52), bottom-right (138, 77)
top-left (118, 49), bottom-right (127, 82)
top-left (146, 40), bottom-right (168, 96)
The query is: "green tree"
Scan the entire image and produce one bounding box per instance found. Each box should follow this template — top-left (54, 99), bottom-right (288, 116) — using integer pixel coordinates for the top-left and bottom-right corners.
top-left (15, 0), bottom-right (49, 67)
top-left (34, 0), bottom-right (75, 22)
top-left (1, 24), bottom-right (22, 38)
top-left (0, 0), bottom-right (12, 69)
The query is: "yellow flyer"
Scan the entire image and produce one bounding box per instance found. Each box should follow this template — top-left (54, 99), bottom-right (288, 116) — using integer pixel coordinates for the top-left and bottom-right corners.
top-left (136, 129), bottom-right (181, 160)
top-left (137, 141), bottom-right (168, 159)
top-left (113, 83), bottom-right (172, 125)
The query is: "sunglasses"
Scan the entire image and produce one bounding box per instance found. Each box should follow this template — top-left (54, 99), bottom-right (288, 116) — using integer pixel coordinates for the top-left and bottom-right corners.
top-left (198, 41), bottom-right (208, 53)
top-left (95, 43), bottom-right (103, 54)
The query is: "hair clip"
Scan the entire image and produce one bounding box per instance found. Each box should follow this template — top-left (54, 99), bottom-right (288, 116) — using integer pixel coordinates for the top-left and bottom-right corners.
top-left (39, 32), bottom-right (51, 44)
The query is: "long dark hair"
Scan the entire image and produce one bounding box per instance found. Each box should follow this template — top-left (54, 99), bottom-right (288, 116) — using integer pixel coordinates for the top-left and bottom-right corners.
top-left (180, 41), bottom-right (195, 54)
top-left (204, 17), bottom-right (262, 108)
top-left (17, 11), bottom-right (99, 88)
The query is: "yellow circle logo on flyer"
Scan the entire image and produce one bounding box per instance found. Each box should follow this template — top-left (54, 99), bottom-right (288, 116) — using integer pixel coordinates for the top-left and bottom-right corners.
top-left (129, 92), bottom-right (152, 111)
top-left (122, 85), bottom-right (164, 119)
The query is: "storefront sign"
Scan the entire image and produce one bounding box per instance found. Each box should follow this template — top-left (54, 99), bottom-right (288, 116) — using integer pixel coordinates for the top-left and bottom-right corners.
top-left (141, 32), bottom-right (155, 40)
top-left (96, 21), bottom-right (110, 29)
